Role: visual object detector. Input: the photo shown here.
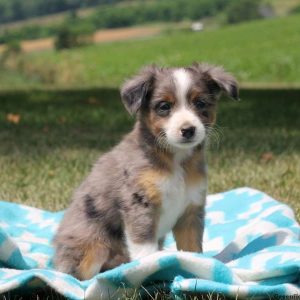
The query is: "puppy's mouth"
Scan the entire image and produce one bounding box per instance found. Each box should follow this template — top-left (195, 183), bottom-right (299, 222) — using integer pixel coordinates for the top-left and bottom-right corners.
top-left (170, 136), bottom-right (203, 150)
top-left (180, 137), bottom-right (196, 144)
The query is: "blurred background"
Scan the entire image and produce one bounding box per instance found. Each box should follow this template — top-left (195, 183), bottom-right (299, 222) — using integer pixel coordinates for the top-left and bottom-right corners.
top-left (0, 0), bottom-right (299, 220)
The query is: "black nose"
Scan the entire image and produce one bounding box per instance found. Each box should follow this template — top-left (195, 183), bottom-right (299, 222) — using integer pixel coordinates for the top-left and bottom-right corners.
top-left (181, 126), bottom-right (196, 139)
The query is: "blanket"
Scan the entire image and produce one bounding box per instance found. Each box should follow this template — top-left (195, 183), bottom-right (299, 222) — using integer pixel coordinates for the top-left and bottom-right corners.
top-left (0, 187), bottom-right (299, 299)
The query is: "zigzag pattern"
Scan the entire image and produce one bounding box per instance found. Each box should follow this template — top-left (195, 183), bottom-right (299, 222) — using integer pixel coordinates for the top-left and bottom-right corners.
top-left (0, 187), bottom-right (299, 299)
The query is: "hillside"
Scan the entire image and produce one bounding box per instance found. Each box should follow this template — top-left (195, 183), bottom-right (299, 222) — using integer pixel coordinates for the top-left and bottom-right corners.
top-left (1, 0), bottom-right (299, 30)
top-left (0, 0), bottom-right (233, 43)
top-left (2, 13), bottom-right (300, 89)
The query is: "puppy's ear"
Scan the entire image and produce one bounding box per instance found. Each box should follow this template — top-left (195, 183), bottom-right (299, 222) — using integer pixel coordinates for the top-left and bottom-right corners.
top-left (192, 63), bottom-right (239, 100)
top-left (121, 65), bottom-right (158, 115)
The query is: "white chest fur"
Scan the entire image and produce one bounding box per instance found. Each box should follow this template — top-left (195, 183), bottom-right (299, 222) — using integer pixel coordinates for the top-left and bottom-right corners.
top-left (157, 161), bottom-right (206, 239)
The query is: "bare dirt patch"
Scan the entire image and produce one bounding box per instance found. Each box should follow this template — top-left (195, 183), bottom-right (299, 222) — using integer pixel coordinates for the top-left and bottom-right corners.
top-left (93, 26), bottom-right (161, 43)
top-left (0, 25), bottom-right (162, 53)
top-left (22, 38), bottom-right (53, 52)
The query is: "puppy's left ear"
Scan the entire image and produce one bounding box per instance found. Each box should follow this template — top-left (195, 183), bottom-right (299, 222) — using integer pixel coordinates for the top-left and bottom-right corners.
top-left (193, 63), bottom-right (239, 100)
top-left (121, 65), bottom-right (158, 115)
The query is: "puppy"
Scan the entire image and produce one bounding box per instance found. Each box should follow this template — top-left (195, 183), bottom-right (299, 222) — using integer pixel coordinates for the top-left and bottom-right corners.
top-left (53, 63), bottom-right (238, 280)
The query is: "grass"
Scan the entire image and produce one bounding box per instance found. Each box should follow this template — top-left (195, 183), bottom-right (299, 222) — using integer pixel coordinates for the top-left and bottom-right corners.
top-left (0, 88), bottom-right (299, 221)
top-left (0, 289), bottom-right (237, 300)
top-left (3, 13), bottom-right (300, 89)
top-left (0, 69), bottom-right (40, 89)
top-left (0, 88), bottom-right (129, 210)
top-left (268, 0), bottom-right (300, 15)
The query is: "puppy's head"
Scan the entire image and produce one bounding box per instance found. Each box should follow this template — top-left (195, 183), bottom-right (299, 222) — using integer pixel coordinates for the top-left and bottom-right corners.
top-left (121, 63), bottom-right (238, 151)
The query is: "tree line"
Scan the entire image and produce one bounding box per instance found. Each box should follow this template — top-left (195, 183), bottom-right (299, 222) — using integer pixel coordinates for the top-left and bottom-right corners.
top-left (0, 0), bottom-right (275, 46)
top-left (0, 0), bottom-right (123, 24)
top-left (0, 0), bottom-right (234, 43)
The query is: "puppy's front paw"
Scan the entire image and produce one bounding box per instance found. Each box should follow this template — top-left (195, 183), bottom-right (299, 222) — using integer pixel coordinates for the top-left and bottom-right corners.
top-left (127, 241), bottom-right (158, 260)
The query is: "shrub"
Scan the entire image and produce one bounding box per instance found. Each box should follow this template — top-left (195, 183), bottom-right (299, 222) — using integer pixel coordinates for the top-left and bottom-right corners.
top-left (289, 5), bottom-right (300, 15)
top-left (55, 26), bottom-right (77, 50)
top-left (5, 39), bottom-right (22, 54)
top-left (226, 0), bottom-right (264, 24)
top-left (54, 11), bottom-right (94, 50)
top-left (0, 39), bottom-right (22, 69)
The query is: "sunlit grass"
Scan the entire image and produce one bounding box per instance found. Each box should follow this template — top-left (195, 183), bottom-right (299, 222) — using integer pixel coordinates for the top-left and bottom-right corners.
top-left (3, 13), bottom-right (300, 89)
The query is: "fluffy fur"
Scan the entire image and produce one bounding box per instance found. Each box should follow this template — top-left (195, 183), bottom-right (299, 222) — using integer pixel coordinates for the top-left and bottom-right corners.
top-left (53, 63), bottom-right (239, 280)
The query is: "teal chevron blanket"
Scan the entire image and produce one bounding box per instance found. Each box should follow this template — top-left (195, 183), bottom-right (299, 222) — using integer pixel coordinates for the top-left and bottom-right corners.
top-left (0, 187), bottom-right (299, 299)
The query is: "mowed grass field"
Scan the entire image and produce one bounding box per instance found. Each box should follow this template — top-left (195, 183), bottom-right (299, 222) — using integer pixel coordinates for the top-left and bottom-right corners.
top-left (0, 88), bottom-right (299, 221)
top-left (4, 13), bottom-right (300, 89)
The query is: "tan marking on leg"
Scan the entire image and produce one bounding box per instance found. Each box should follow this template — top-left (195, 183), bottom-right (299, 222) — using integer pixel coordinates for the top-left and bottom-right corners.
top-left (138, 169), bottom-right (167, 206)
top-left (173, 225), bottom-right (202, 252)
top-left (78, 242), bottom-right (109, 280)
top-left (173, 205), bottom-right (204, 253)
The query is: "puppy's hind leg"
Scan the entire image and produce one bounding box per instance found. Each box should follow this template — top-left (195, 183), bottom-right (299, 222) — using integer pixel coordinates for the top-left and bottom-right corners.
top-left (54, 243), bottom-right (81, 276)
top-left (78, 242), bottom-right (110, 280)
top-left (54, 241), bottom-right (110, 280)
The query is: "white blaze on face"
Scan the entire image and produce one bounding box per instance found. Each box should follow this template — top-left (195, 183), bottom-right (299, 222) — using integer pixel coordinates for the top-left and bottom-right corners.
top-left (164, 68), bottom-right (206, 149)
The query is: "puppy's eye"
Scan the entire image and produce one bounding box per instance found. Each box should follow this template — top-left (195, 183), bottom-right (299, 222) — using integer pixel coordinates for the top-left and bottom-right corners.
top-left (155, 101), bottom-right (171, 116)
top-left (194, 99), bottom-right (207, 110)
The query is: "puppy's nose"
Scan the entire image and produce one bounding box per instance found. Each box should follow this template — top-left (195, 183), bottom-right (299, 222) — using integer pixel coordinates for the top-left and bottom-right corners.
top-left (181, 126), bottom-right (196, 139)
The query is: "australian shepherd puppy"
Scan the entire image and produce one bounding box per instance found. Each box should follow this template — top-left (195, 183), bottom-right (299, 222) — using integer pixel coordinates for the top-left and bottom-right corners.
top-left (53, 63), bottom-right (238, 280)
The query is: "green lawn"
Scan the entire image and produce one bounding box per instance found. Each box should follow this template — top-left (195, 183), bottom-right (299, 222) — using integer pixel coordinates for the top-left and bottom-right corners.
top-left (4, 13), bottom-right (300, 89)
top-left (0, 88), bottom-right (299, 221)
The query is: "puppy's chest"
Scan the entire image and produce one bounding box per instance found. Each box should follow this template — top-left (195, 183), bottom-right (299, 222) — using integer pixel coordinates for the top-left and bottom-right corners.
top-left (157, 165), bottom-right (205, 238)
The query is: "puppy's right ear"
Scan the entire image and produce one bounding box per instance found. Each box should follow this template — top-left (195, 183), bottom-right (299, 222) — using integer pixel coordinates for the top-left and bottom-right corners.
top-left (121, 65), bottom-right (157, 115)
